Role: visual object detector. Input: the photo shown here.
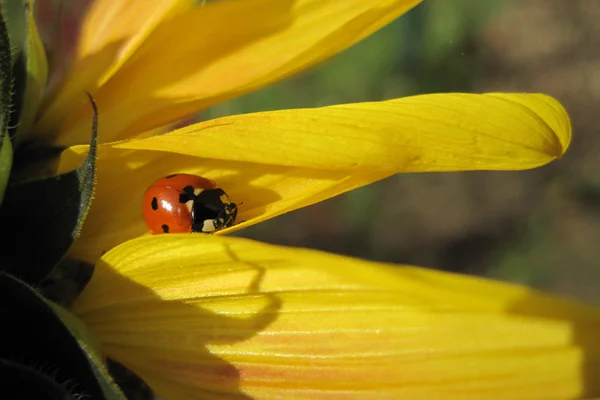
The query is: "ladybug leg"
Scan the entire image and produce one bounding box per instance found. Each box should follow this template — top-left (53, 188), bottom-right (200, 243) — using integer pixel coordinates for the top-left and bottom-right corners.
top-left (212, 218), bottom-right (225, 232)
top-left (222, 214), bottom-right (235, 228)
top-left (226, 204), bottom-right (238, 227)
top-left (215, 204), bottom-right (237, 230)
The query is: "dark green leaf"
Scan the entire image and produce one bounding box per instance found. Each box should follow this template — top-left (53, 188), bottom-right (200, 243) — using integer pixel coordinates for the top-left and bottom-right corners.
top-left (0, 94), bottom-right (98, 284)
top-left (0, 134), bottom-right (11, 204)
top-left (1, 0), bottom-right (48, 147)
top-left (0, 0), bottom-right (26, 60)
top-left (0, 359), bottom-right (76, 399)
top-left (0, 272), bottom-right (125, 399)
top-left (0, 4), bottom-right (12, 156)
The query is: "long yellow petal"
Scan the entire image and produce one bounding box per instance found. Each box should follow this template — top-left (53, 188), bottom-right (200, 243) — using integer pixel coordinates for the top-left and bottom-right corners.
top-left (35, 0), bottom-right (195, 143)
top-left (13, 1), bottom-right (48, 146)
top-left (59, 93), bottom-right (570, 263)
top-left (71, 235), bottom-right (600, 400)
top-left (38, 0), bottom-right (421, 146)
top-left (61, 147), bottom-right (390, 263)
top-left (116, 93), bottom-right (570, 171)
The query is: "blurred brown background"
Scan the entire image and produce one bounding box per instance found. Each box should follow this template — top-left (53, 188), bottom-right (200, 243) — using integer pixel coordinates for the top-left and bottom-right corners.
top-left (204, 0), bottom-right (600, 304)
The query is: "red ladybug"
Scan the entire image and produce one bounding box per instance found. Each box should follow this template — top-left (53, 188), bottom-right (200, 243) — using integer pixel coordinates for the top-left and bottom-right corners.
top-left (143, 174), bottom-right (238, 234)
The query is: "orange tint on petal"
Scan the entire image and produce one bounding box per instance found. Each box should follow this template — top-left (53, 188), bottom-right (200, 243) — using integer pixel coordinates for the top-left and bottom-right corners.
top-left (72, 235), bottom-right (600, 400)
top-left (38, 0), bottom-right (422, 146)
top-left (34, 0), bottom-right (195, 143)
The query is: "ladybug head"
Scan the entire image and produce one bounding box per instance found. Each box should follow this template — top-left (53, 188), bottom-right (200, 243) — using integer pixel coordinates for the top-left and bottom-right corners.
top-left (190, 188), bottom-right (238, 233)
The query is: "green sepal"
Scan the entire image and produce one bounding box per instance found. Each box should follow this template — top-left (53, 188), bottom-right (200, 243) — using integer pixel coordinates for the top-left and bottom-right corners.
top-left (1, 0), bottom-right (48, 147)
top-left (0, 95), bottom-right (97, 284)
top-left (0, 272), bottom-right (126, 399)
top-left (0, 3), bottom-right (12, 153)
top-left (51, 301), bottom-right (104, 361)
top-left (0, 133), bottom-right (11, 204)
top-left (0, 359), bottom-right (77, 399)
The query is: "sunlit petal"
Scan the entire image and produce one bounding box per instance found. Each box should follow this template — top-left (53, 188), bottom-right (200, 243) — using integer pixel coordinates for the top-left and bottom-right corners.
top-left (61, 147), bottom-right (389, 263)
top-left (117, 92), bottom-right (570, 171)
top-left (58, 93), bottom-right (570, 262)
top-left (37, 0), bottom-right (421, 145)
top-left (72, 235), bottom-right (600, 400)
top-left (35, 0), bottom-right (194, 142)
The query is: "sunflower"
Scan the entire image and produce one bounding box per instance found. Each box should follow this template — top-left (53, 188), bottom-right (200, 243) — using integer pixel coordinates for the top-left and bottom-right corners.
top-left (1, 1), bottom-right (599, 399)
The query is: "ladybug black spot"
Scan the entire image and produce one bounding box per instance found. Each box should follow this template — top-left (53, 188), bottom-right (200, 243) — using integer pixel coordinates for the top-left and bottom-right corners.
top-left (165, 174), bottom-right (178, 179)
top-left (178, 194), bottom-right (188, 203)
top-left (179, 185), bottom-right (195, 204)
top-left (162, 224), bottom-right (169, 233)
top-left (151, 197), bottom-right (158, 210)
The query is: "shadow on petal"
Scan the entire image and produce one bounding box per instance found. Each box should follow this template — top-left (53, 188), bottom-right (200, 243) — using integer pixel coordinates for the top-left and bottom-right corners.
top-left (45, 0), bottom-right (298, 146)
top-left (506, 294), bottom-right (600, 397)
top-left (62, 146), bottom-right (386, 264)
top-left (60, 148), bottom-right (283, 260)
top-left (34, 39), bottom-right (127, 143)
top-left (74, 243), bottom-right (282, 399)
top-left (72, 234), bottom-right (600, 398)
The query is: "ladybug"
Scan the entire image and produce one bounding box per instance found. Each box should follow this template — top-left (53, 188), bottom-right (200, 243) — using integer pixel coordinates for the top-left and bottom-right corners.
top-left (143, 173), bottom-right (238, 234)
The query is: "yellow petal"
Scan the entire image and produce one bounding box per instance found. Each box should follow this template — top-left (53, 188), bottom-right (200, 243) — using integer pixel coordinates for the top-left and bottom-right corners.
top-left (61, 146), bottom-right (390, 263)
top-left (77, 0), bottom-right (195, 84)
top-left (59, 93), bottom-right (570, 263)
top-left (71, 234), bottom-right (600, 400)
top-left (12, 1), bottom-right (48, 146)
top-left (116, 92), bottom-right (571, 171)
top-left (35, 0), bottom-right (195, 142)
top-left (37, 0), bottom-right (422, 146)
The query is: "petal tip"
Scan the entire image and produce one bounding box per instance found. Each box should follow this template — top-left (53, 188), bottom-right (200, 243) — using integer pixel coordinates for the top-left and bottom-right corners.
top-left (540, 93), bottom-right (572, 159)
top-left (484, 92), bottom-right (572, 167)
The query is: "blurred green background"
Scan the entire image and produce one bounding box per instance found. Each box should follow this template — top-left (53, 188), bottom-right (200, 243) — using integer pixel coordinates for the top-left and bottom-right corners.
top-left (205, 0), bottom-right (600, 304)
